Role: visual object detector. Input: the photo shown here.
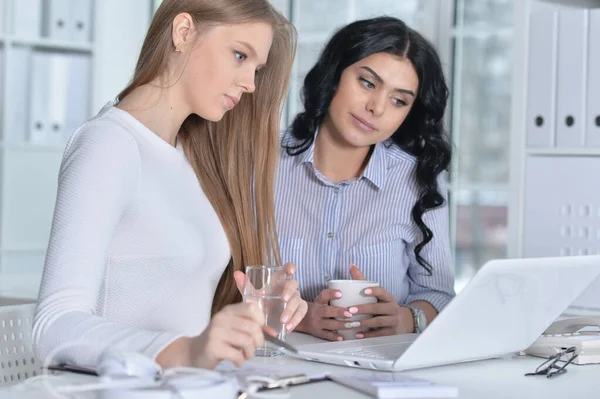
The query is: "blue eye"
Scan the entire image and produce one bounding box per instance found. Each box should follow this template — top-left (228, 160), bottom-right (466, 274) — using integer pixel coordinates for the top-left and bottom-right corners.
top-left (234, 51), bottom-right (247, 61)
top-left (359, 77), bottom-right (375, 89)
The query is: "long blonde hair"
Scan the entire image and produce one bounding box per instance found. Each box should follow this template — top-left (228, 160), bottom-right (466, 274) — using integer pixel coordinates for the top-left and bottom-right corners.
top-left (117, 0), bottom-right (296, 315)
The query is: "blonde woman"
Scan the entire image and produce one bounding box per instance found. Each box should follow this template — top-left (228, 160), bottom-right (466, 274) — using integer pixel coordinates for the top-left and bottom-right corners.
top-left (32, 0), bottom-right (305, 370)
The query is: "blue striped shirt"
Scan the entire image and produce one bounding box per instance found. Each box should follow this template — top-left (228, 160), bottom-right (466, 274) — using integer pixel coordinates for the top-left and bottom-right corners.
top-left (275, 133), bottom-right (455, 311)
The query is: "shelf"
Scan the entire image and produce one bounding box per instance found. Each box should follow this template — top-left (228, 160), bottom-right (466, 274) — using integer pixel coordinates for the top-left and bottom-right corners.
top-left (538, 0), bottom-right (600, 7)
top-left (527, 148), bottom-right (600, 156)
top-left (0, 272), bottom-right (41, 302)
top-left (0, 141), bottom-right (66, 152)
top-left (8, 36), bottom-right (93, 53)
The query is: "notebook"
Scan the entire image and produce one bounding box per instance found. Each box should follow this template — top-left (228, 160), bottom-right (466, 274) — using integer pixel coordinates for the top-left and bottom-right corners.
top-left (329, 372), bottom-right (458, 398)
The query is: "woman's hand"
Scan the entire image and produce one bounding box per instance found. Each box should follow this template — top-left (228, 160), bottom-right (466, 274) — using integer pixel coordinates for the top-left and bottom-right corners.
top-left (233, 263), bottom-right (308, 333)
top-left (348, 264), bottom-right (414, 338)
top-left (300, 289), bottom-right (355, 341)
top-left (190, 302), bottom-right (267, 368)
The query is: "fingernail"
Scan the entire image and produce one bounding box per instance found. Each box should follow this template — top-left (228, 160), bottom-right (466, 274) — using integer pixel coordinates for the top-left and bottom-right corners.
top-left (356, 333), bottom-right (364, 339)
top-left (364, 289), bottom-right (372, 295)
top-left (343, 311), bottom-right (352, 318)
top-left (344, 321), bottom-right (361, 329)
top-left (283, 293), bottom-right (291, 302)
top-left (334, 291), bottom-right (342, 298)
top-left (337, 336), bottom-right (344, 341)
top-left (281, 315), bottom-right (289, 323)
top-left (286, 324), bottom-right (293, 331)
top-left (349, 307), bottom-right (358, 314)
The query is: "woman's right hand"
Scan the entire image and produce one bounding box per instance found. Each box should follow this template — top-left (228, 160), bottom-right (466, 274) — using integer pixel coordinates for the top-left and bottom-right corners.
top-left (301, 289), bottom-right (354, 341)
top-left (190, 302), bottom-right (267, 369)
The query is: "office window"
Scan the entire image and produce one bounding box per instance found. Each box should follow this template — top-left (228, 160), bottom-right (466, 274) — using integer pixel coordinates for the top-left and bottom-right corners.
top-left (450, 0), bottom-right (513, 288)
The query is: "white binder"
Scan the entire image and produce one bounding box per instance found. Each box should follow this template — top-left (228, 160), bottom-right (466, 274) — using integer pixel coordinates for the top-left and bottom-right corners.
top-left (29, 52), bottom-right (52, 144)
top-left (555, 8), bottom-right (589, 148)
top-left (45, 0), bottom-right (71, 41)
top-left (0, 0), bottom-right (5, 34)
top-left (30, 53), bottom-right (92, 144)
top-left (47, 54), bottom-right (70, 145)
top-left (12, 0), bottom-right (42, 38)
top-left (526, 7), bottom-right (559, 148)
top-left (587, 9), bottom-right (600, 147)
top-left (6, 47), bottom-right (33, 144)
top-left (70, 0), bottom-right (93, 42)
top-left (64, 54), bottom-right (92, 140)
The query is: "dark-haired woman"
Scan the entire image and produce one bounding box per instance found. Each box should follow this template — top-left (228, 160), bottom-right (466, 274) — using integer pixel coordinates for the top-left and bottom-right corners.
top-left (276, 16), bottom-right (455, 342)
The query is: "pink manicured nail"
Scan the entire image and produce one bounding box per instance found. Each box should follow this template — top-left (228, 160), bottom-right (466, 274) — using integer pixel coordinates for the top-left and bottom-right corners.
top-left (343, 311), bottom-right (352, 318)
top-left (337, 336), bottom-right (344, 341)
top-left (334, 291), bottom-right (342, 298)
top-left (282, 293), bottom-right (291, 302)
top-left (281, 315), bottom-right (289, 323)
top-left (349, 307), bottom-right (358, 313)
top-left (286, 324), bottom-right (293, 331)
top-left (364, 289), bottom-right (372, 295)
top-left (356, 333), bottom-right (364, 339)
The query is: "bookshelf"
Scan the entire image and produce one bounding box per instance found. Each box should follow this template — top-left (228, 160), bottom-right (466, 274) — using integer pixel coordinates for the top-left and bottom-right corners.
top-left (0, 0), bottom-right (150, 302)
top-left (509, 0), bottom-right (600, 315)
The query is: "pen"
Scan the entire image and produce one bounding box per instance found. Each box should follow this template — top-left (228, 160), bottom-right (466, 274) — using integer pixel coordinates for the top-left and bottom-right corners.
top-left (47, 364), bottom-right (99, 376)
top-left (263, 333), bottom-right (298, 354)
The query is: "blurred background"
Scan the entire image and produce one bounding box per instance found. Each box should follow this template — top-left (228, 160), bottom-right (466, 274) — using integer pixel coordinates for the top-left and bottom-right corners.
top-left (0, 0), bottom-right (514, 301)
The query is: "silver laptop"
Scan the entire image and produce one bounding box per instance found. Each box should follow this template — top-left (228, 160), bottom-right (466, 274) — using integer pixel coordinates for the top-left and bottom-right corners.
top-left (294, 256), bottom-right (600, 371)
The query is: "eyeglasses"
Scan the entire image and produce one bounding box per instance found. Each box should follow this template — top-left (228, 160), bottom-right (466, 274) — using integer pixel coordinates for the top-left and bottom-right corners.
top-left (524, 346), bottom-right (578, 379)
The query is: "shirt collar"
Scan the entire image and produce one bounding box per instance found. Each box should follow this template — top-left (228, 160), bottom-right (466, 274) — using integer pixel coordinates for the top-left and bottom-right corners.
top-left (296, 139), bottom-right (316, 166)
top-left (293, 126), bottom-right (318, 167)
top-left (361, 140), bottom-right (388, 190)
top-left (293, 127), bottom-right (388, 190)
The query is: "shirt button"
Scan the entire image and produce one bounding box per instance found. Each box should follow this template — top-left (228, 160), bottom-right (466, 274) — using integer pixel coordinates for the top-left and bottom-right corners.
top-left (333, 188), bottom-right (340, 194)
top-left (327, 232), bottom-right (334, 238)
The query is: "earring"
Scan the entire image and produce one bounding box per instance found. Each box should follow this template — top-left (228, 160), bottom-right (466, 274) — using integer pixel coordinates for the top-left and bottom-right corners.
top-left (175, 46), bottom-right (181, 53)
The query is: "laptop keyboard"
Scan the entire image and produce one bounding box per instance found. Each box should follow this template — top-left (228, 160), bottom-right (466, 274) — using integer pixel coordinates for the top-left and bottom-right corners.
top-left (327, 343), bottom-right (411, 360)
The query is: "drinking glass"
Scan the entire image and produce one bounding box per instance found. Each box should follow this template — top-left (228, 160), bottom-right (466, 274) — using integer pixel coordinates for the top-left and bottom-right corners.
top-left (243, 265), bottom-right (288, 356)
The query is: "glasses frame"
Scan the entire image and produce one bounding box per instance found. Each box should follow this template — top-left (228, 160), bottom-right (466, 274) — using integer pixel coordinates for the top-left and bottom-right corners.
top-left (524, 346), bottom-right (579, 379)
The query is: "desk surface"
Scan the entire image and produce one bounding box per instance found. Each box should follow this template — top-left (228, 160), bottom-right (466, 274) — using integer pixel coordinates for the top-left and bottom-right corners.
top-left (2, 332), bottom-right (599, 398)
top-left (271, 332), bottom-right (600, 398)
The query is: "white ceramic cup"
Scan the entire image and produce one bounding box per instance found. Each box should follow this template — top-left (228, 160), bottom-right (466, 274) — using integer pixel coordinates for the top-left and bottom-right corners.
top-left (327, 279), bottom-right (380, 340)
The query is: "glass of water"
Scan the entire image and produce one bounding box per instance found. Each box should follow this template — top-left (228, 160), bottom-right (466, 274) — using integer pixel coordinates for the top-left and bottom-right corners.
top-left (243, 265), bottom-right (287, 357)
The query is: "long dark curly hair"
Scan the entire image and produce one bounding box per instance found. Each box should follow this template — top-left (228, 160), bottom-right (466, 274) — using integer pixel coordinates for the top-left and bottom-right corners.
top-left (284, 16), bottom-right (451, 275)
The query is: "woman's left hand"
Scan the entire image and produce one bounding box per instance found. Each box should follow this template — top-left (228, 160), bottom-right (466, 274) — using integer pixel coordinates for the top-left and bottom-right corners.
top-left (348, 265), bottom-right (414, 338)
top-left (234, 263), bottom-right (308, 333)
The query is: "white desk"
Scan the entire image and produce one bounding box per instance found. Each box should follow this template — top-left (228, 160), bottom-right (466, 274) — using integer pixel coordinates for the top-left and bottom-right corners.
top-left (258, 354), bottom-right (600, 399)
top-left (2, 332), bottom-right (599, 398)
top-left (274, 333), bottom-right (600, 398)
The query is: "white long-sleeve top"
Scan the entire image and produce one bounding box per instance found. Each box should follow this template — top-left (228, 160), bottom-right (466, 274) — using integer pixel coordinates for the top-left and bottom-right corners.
top-left (32, 103), bottom-right (231, 368)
